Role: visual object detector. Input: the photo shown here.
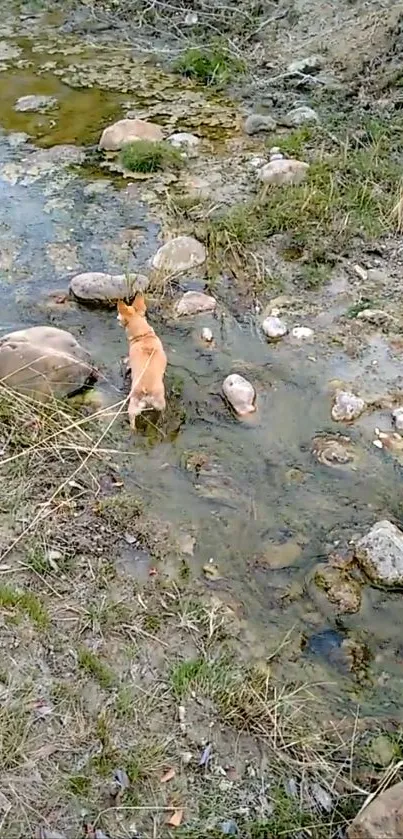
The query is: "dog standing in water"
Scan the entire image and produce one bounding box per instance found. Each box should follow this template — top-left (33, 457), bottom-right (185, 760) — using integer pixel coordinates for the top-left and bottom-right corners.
top-left (117, 294), bottom-right (167, 430)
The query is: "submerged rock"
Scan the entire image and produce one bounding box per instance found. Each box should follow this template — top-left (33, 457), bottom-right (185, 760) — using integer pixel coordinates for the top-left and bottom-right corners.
top-left (69, 272), bottom-right (147, 305)
top-left (15, 95), bottom-right (58, 113)
top-left (222, 373), bottom-right (256, 417)
top-left (0, 41), bottom-right (21, 60)
top-left (244, 113), bottom-right (276, 135)
top-left (312, 434), bottom-right (355, 467)
top-left (331, 390), bottom-right (365, 422)
top-left (175, 291), bottom-right (216, 316)
top-left (99, 118), bottom-right (163, 151)
top-left (0, 326), bottom-right (96, 400)
top-left (262, 315), bottom-right (288, 339)
top-left (284, 106), bottom-right (319, 126)
top-left (314, 565), bottom-right (361, 614)
top-left (355, 520), bottom-right (403, 587)
top-left (152, 236), bottom-right (206, 275)
top-left (347, 780), bottom-right (403, 838)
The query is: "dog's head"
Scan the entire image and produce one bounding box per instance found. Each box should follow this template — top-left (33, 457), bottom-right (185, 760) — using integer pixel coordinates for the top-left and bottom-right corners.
top-left (117, 294), bottom-right (147, 325)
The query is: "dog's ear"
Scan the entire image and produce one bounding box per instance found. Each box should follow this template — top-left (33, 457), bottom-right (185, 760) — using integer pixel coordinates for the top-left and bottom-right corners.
top-left (117, 299), bottom-right (130, 323)
top-left (132, 293), bottom-right (147, 316)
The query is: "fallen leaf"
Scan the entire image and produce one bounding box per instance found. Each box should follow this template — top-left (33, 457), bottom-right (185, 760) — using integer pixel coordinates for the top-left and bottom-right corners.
top-left (160, 767), bottom-right (176, 783)
top-left (166, 809), bottom-right (183, 828)
top-left (36, 830), bottom-right (67, 839)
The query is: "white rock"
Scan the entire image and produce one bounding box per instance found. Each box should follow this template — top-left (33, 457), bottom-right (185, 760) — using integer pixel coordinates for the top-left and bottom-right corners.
top-left (244, 114), bottom-right (276, 135)
top-left (152, 236), bottom-right (206, 275)
top-left (262, 316), bottom-right (288, 339)
top-left (392, 407), bottom-right (403, 432)
top-left (175, 291), bottom-right (216, 316)
top-left (15, 95), bottom-right (58, 113)
top-left (249, 156), bottom-right (267, 169)
top-left (291, 326), bottom-right (314, 340)
top-left (284, 106), bottom-right (319, 126)
top-left (288, 55), bottom-right (323, 75)
top-left (201, 327), bottom-right (214, 342)
top-left (355, 520), bottom-right (403, 586)
top-left (99, 118), bottom-right (163, 151)
top-left (259, 157), bottom-right (309, 187)
top-left (222, 374), bottom-right (256, 417)
top-left (69, 272), bottom-right (148, 305)
top-left (331, 390), bottom-right (365, 422)
top-left (167, 132), bottom-right (200, 155)
top-left (0, 326), bottom-right (96, 401)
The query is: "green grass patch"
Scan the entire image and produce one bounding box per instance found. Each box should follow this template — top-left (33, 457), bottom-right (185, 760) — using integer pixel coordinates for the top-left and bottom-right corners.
top-left (77, 647), bottom-right (115, 690)
top-left (67, 774), bottom-right (91, 797)
top-left (173, 43), bottom-right (245, 86)
top-left (0, 583), bottom-right (49, 629)
top-left (170, 656), bottom-right (231, 699)
top-left (205, 119), bottom-right (403, 281)
top-left (119, 140), bottom-right (182, 173)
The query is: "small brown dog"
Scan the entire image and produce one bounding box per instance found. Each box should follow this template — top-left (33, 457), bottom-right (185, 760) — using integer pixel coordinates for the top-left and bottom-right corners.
top-left (117, 294), bottom-right (167, 430)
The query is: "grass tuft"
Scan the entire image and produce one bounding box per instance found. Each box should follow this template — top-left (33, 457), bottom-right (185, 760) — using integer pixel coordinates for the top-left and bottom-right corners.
top-left (77, 647), bottom-right (116, 690)
top-left (119, 139), bottom-right (182, 173)
top-left (173, 43), bottom-right (245, 85)
top-left (0, 583), bottom-right (49, 628)
top-left (204, 119), bottom-right (403, 284)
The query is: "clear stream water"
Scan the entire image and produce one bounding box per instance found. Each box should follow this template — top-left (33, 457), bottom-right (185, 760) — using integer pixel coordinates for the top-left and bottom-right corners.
top-left (1, 17), bottom-right (403, 718)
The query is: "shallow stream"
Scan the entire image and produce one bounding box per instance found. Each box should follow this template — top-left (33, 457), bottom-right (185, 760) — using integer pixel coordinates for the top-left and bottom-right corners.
top-left (1, 12), bottom-right (403, 718)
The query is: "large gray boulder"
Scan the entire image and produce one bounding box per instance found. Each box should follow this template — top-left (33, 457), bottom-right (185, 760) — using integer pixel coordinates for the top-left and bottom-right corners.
top-left (0, 326), bottom-right (96, 400)
top-left (70, 272), bottom-right (148, 305)
top-left (347, 780), bottom-right (403, 837)
top-left (355, 520), bottom-right (403, 586)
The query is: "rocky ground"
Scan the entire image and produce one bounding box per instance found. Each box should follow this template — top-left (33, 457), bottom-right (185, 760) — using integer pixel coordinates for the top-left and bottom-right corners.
top-left (0, 0), bottom-right (403, 837)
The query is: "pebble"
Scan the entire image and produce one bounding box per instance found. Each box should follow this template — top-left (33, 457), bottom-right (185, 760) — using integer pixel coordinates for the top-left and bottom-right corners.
top-left (355, 519), bottom-right (403, 586)
top-left (262, 315), bottom-right (288, 339)
top-left (288, 55), bottom-right (323, 75)
top-left (244, 113), bottom-right (276, 135)
top-left (201, 327), bottom-right (214, 342)
top-left (220, 820), bottom-right (239, 835)
top-left (167, 132), bottom-right (200, 155)
top-left (291, 326), bottom-right (314, 340)
top-left (331, 390), bottom-right (365, 422)
top-left (356, 308), bottom-right (390, 326)
top-left (222, 374), bottom-right (256, 417)
top-left (354, 264), bottom-right (367, 281)
top-left (175, 291), bottom-right (216, 316)
top-left (284, 106), bottom-right (319, 126)
top-left (311, 782), bottom-right (333, 812)
top-left (392, 407), bottom-right (403, 431)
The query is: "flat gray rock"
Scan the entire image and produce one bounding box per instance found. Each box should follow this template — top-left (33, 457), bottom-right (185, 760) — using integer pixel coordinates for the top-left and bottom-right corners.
top-left (70, 271), bottom-right (148, 305)
top-left (15, 95), bottom-right (58, 113)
